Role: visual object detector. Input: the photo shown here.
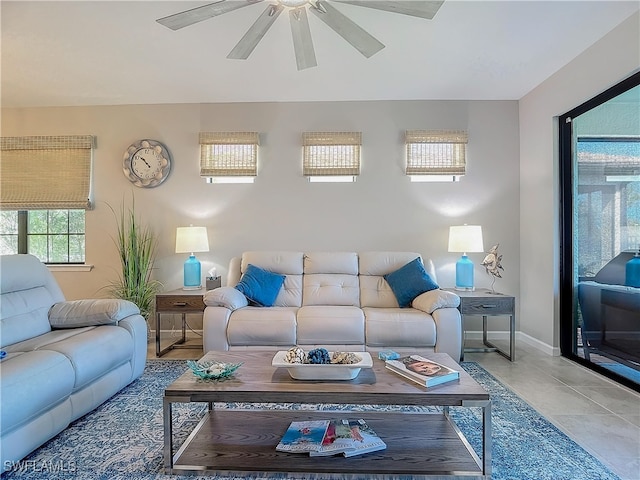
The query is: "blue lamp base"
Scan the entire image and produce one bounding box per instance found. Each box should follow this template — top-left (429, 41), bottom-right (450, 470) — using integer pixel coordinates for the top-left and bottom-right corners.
top-left (183, 254), bottom-right (202, 290)
top-left (455, 254), bottom-right (475, 291)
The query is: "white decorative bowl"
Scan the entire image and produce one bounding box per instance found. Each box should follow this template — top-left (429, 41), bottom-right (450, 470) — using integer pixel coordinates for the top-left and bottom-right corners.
top-left (271, 351), bottom-right (373, 380)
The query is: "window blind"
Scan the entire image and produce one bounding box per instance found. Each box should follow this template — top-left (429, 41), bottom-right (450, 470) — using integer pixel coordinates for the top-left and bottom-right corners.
top-left (199, 132), bottom-right (259, 177)
top-left (405, 130), bottom-right (467, 176)
top-left (0, 135), bottom-right (95, 210)
top-left (302, 132), bottom-right (361, 176)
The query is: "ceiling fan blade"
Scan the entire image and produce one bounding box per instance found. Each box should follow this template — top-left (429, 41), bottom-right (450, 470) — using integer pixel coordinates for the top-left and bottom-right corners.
top-left (331, 1), bottom-right (444, 20)
top-left (227, 4), bottom-right (284, 59)
top-left (157, 0), bottom-right (264, 30)
top-left (309, 1), bottom-right (384, 58)
top-left (289, 7), bottom-right (317, 70)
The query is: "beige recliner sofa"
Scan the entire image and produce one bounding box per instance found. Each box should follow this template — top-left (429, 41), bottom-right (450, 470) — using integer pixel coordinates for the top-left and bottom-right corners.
top-left (203, 251), bottom-right (462, 361)
top-left (0, 254), bottom-right (147, 470)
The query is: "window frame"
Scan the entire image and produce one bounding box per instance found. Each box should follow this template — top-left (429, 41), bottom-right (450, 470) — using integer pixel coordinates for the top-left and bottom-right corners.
top-left (559, 70), bottom-right (640, 392)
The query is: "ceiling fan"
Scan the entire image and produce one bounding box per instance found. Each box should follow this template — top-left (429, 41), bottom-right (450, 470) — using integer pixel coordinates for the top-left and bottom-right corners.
top-left (157, 0), bottom-right (444, 70)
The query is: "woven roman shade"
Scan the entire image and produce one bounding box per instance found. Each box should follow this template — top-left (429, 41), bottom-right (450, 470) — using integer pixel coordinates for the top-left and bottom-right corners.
top-left (199, 132), bottom-right (259, 177)
top-left (0, 135), bottom-right (95, 210)
top-left (302, 132), bottom-right (361, 176)
top-left (405, 130), bottom-right (467, 176)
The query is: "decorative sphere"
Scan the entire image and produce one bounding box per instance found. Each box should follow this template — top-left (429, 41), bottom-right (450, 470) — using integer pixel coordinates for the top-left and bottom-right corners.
top-left (284, 346), bottom-right (306, 364)
top-left (307, 348), bottom-right (331, 364)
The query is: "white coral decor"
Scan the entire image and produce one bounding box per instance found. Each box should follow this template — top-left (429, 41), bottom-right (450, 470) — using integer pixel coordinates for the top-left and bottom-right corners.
top-left (284, 346), bottom-right (306, 364)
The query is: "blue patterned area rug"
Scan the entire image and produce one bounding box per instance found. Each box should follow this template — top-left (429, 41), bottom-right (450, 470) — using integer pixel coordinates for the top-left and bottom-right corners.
top-left (2, 360), bottom-right (619, 480)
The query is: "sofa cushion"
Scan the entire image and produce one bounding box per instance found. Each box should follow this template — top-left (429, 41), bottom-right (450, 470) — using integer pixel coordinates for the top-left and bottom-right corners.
top-left (0, 254), bottom-right (65, 348)
top-left (384, 258), bottom-right (439, 307)
top-left (235, 264), bottom-right (286, 307)
top-left (227, 307), bottom-right (297, 346)
top-left (0, 350), bottom-right (74, 435)
top-left (359, 275), bottom-right (399, 308)
top-left (297, 306), bottom-right (365, 345)
top-left (276, 275), bottom-right (304, 307)
top-left (42, 326), bottom-right (134, 390)
top-left (358, 252), bottom-right (436, 308)
top-left (302, 274), bottom-right (360, 306)
top-left (1, 327), bottom-right (95, 354)
top-left (358, 252), bottom-right (428, 276)
top-left (363, 307), bottom-right (437, 347)
top-left (241, 251), bottom-right (304, 275)
top-left (303, 252), bottom-right (358, 275)
top-left (49, 299), bottom-right (140, 328)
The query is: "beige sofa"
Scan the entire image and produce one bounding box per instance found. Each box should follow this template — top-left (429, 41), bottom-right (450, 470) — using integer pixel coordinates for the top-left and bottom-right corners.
top-left (0, 254), bottom-right (147, 470)
top-left (203, 251), bottom-right (462, 361)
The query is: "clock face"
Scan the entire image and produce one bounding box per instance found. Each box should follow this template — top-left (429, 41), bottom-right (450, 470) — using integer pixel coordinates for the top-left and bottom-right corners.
top-left (123, 140), bottom-right (171, 188)
top-left (132, 147), bottom-right (163, 179)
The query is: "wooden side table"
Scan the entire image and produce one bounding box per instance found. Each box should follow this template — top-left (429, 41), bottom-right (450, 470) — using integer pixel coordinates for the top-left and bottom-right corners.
top-left (446, 288), bottom-right (516, 361)
top-left (155, 282), bottom-right (220, 357)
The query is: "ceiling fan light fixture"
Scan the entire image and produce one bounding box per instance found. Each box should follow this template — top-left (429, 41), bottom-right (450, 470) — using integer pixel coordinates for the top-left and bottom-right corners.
top-left (158, 0), bottom-right (444, 69)
top-left (278, 0), bottom-right (309, 7)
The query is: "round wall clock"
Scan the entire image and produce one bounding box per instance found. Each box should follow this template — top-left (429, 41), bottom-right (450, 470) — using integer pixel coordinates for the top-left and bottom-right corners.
top-left (123, 139), bottom-right (172, 188)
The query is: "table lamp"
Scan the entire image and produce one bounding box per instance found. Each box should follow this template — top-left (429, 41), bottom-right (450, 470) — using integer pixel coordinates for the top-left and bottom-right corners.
top-left (175, 226), bottom-right (209, 290)
top-left (448, 225), bottom-right (484, 291)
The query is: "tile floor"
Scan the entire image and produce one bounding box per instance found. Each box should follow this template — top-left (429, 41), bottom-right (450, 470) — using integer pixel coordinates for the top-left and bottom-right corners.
top-left (148, 335), bottom-right (640, 480)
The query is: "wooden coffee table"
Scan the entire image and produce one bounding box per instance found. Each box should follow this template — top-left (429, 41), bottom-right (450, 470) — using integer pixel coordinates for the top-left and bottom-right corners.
top-left (163, 351), bottom-right (491, 478)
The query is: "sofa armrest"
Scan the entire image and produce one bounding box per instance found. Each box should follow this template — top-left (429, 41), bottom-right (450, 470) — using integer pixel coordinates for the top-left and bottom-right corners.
top-left (49, 299), bottom-right (140, 328)
top-left (203, 307), bottom-right (232, 351)
top-left (412, 289), bottom-right (460, 314)
top-left (431, 307), bottom-right (463, 362)
top-left (203, 287), bottom-right (248, 311)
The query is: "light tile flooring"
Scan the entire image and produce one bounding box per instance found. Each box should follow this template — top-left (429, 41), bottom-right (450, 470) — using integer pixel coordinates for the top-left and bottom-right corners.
top-left (148, 336), bottom-right (640, 480)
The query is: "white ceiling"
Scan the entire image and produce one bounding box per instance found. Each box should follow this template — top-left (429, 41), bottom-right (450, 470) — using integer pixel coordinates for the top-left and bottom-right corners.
top-left (2, 0), bottom-right (638, 108)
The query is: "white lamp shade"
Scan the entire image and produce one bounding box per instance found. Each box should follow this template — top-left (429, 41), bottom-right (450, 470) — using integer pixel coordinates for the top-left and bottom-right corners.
top-left (448, 225), bottom-right (484, 253)
top-left (175, 226), bottom-right (210, 253)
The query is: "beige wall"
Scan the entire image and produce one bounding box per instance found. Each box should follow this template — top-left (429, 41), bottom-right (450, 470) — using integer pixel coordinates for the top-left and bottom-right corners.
top-left (519, 12), bottom-right (640, 353)
top-left (2, 100), bottom-right (520, 335)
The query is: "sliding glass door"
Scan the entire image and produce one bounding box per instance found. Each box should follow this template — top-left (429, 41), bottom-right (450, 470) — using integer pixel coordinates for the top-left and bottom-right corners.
top-left (560, 72), bottom-right (640, 392)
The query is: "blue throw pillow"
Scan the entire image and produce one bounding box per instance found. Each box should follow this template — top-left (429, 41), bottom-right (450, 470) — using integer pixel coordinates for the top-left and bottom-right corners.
top-left (384, 257), bottom-right (439, 308)
top-left (235, 264), bottom-right (285, 307)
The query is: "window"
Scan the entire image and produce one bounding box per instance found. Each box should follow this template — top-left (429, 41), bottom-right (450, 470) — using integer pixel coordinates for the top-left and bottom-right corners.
top-left (199, 132), bottom-right (259, 183)
top-left (0, 210), bottom-right (85, 263)
top-left (576, 137), bottom-right (640, 276)
top-left (405, 130), bottom-right (467, 182)
top-left (302, 132), bottom-right (361, 182)
top-left (0, 135), bottom-right (94, 264)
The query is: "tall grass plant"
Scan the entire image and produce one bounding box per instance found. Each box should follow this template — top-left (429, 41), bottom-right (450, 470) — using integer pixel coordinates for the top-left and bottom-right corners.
top-left (106, 199), bottom-right (162, 323)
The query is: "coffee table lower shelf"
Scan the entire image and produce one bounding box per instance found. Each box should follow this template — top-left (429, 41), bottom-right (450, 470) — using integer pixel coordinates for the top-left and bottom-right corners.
top-left (169, 409), bottom-right (486, 479)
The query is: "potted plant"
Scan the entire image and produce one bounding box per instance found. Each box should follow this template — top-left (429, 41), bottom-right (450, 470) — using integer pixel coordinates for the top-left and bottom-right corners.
top-left (106, 198), bottom-right (162, 328)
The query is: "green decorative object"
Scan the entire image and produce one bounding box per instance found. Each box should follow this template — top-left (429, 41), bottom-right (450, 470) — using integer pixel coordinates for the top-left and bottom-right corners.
top-left (187, 360), bottom-right (243, 380)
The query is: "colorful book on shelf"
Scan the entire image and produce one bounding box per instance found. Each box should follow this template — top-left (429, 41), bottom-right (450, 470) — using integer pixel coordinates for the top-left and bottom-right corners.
top-left (309, 418), bottom-right (387, 457)
top-left (385, 354), bottom-right (459, 387)
top-left (275, 420), bottom-right (329, 453)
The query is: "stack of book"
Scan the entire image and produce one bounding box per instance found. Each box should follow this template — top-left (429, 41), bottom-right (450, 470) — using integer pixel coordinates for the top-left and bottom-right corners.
top-left (384, 354), bottom-right (459, 387)
top-left (276, 418), bottom-right (386, 457)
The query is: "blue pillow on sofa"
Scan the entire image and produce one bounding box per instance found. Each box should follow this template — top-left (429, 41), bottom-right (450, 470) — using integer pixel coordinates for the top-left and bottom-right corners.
top-left (384, 257), bottom-right (439, 308)
top-left (235, 264), bottom-right (285, 307)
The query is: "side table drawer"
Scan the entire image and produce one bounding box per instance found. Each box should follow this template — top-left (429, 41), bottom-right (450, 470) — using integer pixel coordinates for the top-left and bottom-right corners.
top-left (156, 295), bottom-right (205, 312)
top-left (460, 296), bottom-right (514, 315)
